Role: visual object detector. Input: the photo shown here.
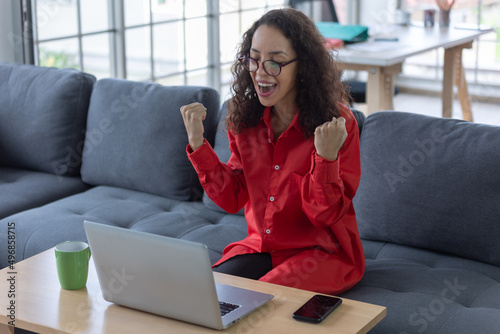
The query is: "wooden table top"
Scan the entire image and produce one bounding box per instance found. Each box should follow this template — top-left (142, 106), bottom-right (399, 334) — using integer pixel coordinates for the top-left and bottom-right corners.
top-left (1, 248), bottom-right (386, 334)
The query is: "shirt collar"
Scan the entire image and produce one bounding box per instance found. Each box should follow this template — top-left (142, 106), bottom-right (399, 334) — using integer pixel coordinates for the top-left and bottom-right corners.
top-left (262, 106), bottom-right (304, 134)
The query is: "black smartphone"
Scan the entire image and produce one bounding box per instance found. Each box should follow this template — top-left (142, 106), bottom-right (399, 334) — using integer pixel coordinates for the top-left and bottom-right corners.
top-left (292, 294), bottom-right (342, 323)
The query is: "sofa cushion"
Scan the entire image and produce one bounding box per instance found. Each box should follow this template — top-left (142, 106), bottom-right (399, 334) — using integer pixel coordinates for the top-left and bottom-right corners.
top-left (341, 239), bottom-right (500, 334)
top-left (350, 107), bottom-right (366, 136)
top-left (0, 63), bottom-right (95, 176)
top-left (354, 111), bottom-right (500, 266)
top-left (81, 79), bottom-right (219, 200)
top-left (0, 185), bottom-right (247, 268)
top-left (0, 167), bottom-right (90, 220)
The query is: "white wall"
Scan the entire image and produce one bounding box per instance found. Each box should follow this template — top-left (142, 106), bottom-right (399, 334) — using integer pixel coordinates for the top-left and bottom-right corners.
top-left (0, 1), bottom-right (23, 63)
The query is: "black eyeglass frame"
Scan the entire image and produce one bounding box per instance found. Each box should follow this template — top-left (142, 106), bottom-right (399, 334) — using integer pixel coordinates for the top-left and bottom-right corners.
top-left (238, 56), bottom-right (298, 77)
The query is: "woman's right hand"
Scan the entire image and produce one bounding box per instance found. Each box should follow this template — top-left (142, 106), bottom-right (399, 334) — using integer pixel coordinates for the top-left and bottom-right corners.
top-left (180, 102), bottom-right (206, 151)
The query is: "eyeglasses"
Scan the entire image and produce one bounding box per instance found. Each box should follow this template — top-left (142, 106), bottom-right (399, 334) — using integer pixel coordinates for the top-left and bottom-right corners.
top-left (239, 56), bottom-right (298, 77)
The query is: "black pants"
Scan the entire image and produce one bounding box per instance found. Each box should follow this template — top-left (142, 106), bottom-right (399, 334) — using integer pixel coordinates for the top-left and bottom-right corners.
top-left (213, 253), bottom-right (273, 280)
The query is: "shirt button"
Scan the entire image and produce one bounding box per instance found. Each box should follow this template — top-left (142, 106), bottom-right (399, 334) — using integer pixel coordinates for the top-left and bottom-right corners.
top-left (266, 229), bottom-right (271, 234)
top-left (274, 165), bottom-right (279, 170)
top-left (269, 196), bottom-right (275, 202)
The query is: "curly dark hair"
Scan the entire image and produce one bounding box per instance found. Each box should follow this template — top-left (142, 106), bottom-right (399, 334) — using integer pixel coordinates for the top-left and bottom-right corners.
top-left (227, 8), bottom-right (350, 138)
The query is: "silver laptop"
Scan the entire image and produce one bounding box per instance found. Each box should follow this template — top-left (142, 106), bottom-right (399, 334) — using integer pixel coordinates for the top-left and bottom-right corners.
top-left (83, 221), bottom-right (273, 330)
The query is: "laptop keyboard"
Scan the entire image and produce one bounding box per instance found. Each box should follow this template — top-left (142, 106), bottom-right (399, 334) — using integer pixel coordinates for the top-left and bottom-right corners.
top-left (219, 301), bottom-right (240, 316)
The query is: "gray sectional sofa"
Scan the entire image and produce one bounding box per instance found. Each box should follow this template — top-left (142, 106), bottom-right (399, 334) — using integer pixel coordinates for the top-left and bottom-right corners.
top-left (1, 62), bottom-right (499, 333)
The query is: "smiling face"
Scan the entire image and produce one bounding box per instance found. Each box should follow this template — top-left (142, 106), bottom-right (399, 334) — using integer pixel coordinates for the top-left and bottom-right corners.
top-left (249, 24), bottom-right (298, 112)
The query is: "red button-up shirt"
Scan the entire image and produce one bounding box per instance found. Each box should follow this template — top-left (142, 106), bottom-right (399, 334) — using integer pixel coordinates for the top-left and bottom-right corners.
top-left (187, 105), bottom-right (365, 294)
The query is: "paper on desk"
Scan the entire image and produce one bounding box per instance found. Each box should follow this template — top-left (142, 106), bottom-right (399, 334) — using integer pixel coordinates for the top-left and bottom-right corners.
top-left (453, 23), bottom-right (493, 31)
top-left (345, 41), bottom-right (407, 52)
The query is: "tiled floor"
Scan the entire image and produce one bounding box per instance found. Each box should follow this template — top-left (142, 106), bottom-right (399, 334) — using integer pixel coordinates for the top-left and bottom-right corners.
top-left (354, 92), bottom-right (500, 126)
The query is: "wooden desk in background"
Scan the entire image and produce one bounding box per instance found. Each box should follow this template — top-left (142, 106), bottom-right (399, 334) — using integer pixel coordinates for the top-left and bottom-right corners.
top-left (337, 25), bottom-right (494, 120)
top-left (0, 248), bottom-right (386, 334)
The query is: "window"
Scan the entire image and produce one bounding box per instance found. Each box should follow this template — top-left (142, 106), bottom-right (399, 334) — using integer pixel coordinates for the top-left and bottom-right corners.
top-left (33, 0), bottom-right (112, 79)
top-left (218, 0), bottom-right (287, 100)
top-left (31, 0), bottom-right (288, 97)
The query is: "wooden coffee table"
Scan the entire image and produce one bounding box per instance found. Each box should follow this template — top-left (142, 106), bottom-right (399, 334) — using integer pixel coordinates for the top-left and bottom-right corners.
top-left (1, 248), bottom-right (385, 334)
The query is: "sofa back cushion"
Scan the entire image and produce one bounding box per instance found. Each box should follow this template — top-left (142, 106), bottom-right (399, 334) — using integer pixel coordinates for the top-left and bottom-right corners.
top-left (80, 79), bottom-right (219, 200)
top-left (0, 63), bottom-right (95, 176)
top-left (350, 107), bottom-right (366, 137)
top-left (354, 111), bottom-right (500, 266)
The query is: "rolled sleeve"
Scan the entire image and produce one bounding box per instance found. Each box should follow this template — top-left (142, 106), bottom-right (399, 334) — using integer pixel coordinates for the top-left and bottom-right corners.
top-left (310, 152), bottom-right (341, 184)
top-left (186, 139), bottom-right (220, 173)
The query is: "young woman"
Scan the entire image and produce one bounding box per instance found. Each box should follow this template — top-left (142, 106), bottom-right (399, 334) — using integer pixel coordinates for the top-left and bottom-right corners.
top-left (180, 8), bottom-right (364, 294)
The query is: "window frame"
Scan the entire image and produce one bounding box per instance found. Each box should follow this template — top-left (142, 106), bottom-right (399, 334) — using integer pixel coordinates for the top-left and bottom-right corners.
top-left (29, 0), bottom-right (289, 94)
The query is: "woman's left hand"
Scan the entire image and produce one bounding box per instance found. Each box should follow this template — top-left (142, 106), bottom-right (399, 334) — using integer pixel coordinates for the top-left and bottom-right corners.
top-left (314, 117), bottom-right (347, 161)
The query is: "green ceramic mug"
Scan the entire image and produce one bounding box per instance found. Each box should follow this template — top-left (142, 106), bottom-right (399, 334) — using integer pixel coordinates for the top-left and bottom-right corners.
top-left (55, 241), bottom-right (91, 290)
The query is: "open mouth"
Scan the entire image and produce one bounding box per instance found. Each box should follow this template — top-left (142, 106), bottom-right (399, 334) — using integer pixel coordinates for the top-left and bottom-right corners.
top-left (257, 82), bottom-right (277, 96)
